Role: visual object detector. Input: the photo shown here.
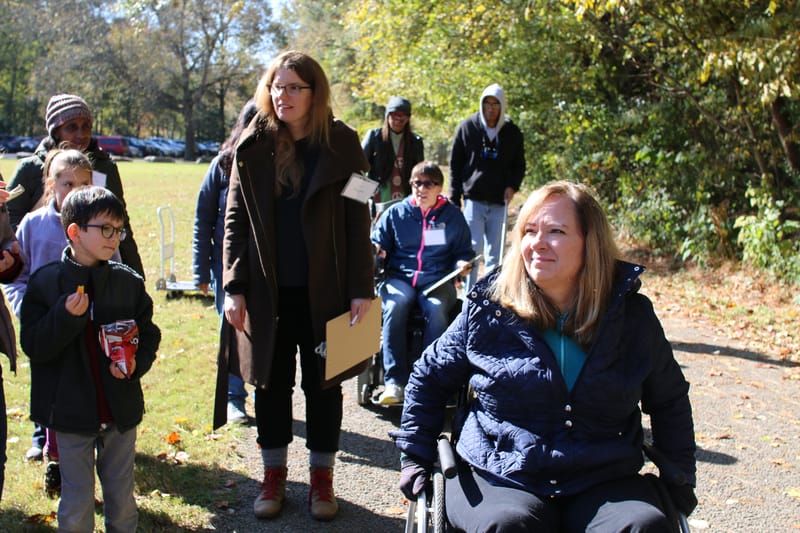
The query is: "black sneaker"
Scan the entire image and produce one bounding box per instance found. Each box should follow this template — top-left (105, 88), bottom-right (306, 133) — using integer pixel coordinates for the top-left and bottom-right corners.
top-left (45, 461), bottom-right (61, 498)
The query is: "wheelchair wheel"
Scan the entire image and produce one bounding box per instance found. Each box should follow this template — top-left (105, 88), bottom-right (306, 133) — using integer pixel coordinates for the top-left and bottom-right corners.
top-left (431, 469), bottom-right (446, 533)
top-left (404, 470), bottom-right (447, 533)
top-left (355, 366), bottom-right (371, 406)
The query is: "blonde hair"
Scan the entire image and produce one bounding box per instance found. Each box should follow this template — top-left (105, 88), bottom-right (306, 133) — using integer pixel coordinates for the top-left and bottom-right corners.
top-left (41, 148), bottom-right (92, 205)
top-left (489, 181), bottom-right (620, 348)
top-left (254, 50), bottom-right (332, 197)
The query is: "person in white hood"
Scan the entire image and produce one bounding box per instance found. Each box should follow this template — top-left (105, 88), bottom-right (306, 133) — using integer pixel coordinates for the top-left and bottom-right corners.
top-left (449, 83), bottom-right (525, 292)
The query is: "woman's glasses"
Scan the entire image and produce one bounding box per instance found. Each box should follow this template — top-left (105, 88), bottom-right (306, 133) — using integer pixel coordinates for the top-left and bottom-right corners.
top-left (270, 84), bottom-right (312, 97)
top-left (411, 179), bottom-right (439, 190)
top-left (82, 224), bottom-right (127, 241)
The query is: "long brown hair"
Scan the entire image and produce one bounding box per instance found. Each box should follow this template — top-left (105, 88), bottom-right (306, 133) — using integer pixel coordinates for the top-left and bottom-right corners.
top-left (489, 181), bottom-right (620, 348)
top-left (254, 50), bottom-right (332, 196)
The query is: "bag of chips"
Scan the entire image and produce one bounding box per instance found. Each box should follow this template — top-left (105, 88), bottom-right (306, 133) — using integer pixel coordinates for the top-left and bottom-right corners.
top-left (98, 319), bottom-right (139, 378)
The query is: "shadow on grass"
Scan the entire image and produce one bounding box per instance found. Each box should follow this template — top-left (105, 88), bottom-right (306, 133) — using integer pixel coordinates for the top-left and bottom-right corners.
top-left (671, 340), bottom-right (798, 367)
top-left (0, 508), bottom-right (56, 532)
top-left (135, 446), bottom-right (406, 531)
top-left (134, 451), bottom-right (253, 531)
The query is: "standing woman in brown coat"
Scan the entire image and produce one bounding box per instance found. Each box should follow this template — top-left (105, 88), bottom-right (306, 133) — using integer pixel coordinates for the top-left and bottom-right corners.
top-left (216, 51), bottom-right (374, 522)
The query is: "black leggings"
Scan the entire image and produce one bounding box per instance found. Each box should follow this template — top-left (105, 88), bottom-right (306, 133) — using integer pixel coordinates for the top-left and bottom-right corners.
top-left (254, 286), bottom-right (343, 452)
top-left (446, 461), bottom-right (672, 533)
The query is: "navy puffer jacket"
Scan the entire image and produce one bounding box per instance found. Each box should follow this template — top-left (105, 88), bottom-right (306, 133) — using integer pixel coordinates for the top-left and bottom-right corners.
top-left (393, 262), bottom-right (696, 496)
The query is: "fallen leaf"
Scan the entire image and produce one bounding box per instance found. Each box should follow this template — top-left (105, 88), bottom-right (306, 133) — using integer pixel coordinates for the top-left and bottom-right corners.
top-left (385, 506), bottom-right (406, 515)
top-left (23, 512), bottom-right (57, 524)
top-left (786, 487), bottom-right (800, 501)
top-left (713, 433), bottom-right (732, 440)
top-left (165, 431), bottom-right (181, 445)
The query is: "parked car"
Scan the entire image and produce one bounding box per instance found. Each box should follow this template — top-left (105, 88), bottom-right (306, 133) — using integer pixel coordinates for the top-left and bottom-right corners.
top-left (96, 135), bottom-right (130, 156)
top-left (0, 135), bottom-right (22, 153)
top-left (123, 136), bottom-right (144, 158)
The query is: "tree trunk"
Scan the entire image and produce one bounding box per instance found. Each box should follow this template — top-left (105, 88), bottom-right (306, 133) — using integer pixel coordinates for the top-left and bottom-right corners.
top-left (184, 95), bottom-right (196, 161)
top-left (770, 97), bottom-right (800, 173)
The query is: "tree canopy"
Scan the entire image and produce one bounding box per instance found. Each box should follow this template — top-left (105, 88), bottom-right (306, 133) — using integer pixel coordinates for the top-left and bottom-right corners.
top-left (1, 0), bottom-right (798, 281)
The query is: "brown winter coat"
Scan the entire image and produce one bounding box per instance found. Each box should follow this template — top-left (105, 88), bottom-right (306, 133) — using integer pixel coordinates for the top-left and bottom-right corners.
top-left (213, 118), bottom-right (374, 428)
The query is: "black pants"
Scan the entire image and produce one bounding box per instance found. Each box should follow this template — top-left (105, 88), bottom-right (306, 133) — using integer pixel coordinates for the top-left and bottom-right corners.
top-left (254, 286), bottom-right (343, 452)
top-left (446, 461), bottom-right (672, 533)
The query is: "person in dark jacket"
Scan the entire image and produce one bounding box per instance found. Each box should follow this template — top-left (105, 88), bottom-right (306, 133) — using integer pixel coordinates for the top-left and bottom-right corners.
top-left (371, 161), bottom-right (473, 405)
top-left (393, 181), bottom-right (697, 532)
top-left (20, 186), bottom-right (160, 532)
top-left (193, 99), bottom-right (257, 425)
top-left (361, 96), bottom-right (424, 206)
top-left (6, 94), bottom-right (144, 281)
top-left (449, 83), bottom-right (525, 292)
top-left (218, 51), bottom-right (374, 522)
top-left (0, 171), bottom-right (24, 501)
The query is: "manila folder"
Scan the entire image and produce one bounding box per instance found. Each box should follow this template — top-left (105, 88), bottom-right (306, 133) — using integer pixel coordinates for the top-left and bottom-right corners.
top-left (324, 297), bottom-right (381, 380)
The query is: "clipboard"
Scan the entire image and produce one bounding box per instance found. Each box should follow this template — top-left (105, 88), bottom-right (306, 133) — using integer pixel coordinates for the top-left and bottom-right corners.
top-left (323, 297), bottom-right (381, 380)
top-left (422, 255), bottom-right (482, 296)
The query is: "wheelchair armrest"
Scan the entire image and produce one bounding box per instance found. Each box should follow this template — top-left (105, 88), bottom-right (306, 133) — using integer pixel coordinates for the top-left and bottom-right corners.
top-left (643, 443), bottom-right (688, 486)
top-left (437, 436), bottom-right (458, 479)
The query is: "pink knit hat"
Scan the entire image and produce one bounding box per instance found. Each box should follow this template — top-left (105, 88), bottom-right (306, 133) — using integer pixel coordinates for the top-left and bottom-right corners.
top-left (45, 94), bottom-right (92, 137)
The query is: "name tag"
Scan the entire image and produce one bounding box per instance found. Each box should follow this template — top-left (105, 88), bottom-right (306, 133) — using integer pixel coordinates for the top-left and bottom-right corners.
top-left (424, 227), bottom-right (446, 246)
top-left (341, 173), bottom-right (378, 204)
top-left (92, 171), bottom-right (107, 188)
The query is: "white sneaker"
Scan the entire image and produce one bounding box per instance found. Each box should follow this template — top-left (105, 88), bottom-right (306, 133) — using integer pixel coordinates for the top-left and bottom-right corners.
top-left (227, 401), bottom-right (248, 424)
top-left (378, 383), bottom-right (404, 405)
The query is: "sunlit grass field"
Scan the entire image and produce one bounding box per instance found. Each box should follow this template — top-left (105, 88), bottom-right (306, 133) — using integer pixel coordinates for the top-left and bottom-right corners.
top-left (0, 157), bottom-right (250, 531)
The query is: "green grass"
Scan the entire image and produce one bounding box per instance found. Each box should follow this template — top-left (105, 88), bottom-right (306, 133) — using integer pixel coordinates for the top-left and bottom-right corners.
top-left (1, 157), bottom-right (250, 531)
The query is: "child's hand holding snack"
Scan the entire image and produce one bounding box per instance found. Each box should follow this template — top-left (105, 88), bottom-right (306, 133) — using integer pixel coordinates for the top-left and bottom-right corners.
top-left (65, 285), bottom-right (89, 317)
top-left (98, 320), bottom-right (139, 379)
top-left (109, 358), bottom-right (136, 379)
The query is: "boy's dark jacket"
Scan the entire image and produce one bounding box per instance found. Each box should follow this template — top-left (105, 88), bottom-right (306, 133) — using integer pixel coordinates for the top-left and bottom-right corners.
top-left (20, 249), bottom-right (160, 434)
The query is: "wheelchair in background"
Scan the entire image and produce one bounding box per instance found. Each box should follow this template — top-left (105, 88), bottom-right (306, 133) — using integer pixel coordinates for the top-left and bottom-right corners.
top-left (355, 273), bottom-right (462, 407)
top-left (406, 437), bottom-right (692, 533)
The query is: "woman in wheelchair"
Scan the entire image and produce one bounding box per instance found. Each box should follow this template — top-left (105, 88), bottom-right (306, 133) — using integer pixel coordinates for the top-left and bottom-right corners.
top-left (392, 181), bottom-right (697, 532)
top-left (372, 161), bottom-right (474, 405)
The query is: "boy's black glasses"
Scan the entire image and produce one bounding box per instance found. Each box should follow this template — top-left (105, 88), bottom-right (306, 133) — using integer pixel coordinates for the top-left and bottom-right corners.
top-left (82, 224), bottom-right (127, 241)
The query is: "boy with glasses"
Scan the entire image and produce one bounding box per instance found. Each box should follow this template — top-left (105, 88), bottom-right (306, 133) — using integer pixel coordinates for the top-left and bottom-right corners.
top-left (449, 83), bottom-right (526, 292)
top-left (19, 185), bottom-right (160, 531)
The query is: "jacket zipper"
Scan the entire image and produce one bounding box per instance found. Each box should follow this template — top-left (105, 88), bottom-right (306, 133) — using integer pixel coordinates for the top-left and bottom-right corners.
top-left (412, 209), bottom-right (433, 288)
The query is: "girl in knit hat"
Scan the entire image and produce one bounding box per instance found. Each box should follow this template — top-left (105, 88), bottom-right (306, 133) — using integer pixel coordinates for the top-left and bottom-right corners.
top-left (3, 93), bottom-right (144, 464)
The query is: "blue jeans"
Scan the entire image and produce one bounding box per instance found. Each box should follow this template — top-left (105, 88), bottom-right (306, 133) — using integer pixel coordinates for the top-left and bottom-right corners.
top-left (380, 278), bottom-right (456, 387)
top-left (213, 277), bottom-right (248, 405)
top-left (463, 199), bottom-right (507, 291)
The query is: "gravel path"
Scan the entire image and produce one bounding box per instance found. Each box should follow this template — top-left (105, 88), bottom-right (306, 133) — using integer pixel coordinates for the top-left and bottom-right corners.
top-left (210, 317), bottom-right (800, 532)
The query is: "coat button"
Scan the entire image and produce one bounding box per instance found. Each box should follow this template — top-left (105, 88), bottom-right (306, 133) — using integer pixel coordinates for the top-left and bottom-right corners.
top-left (565, 420), bottom-right (573, 428)
top-left (238, 161), bottom-right (244, 167)
top-left (564, 404), bottom-right (572, 412)
top-left (550, 479), bottom-right (558, 485)
top-left (494, 310), bottom-right (501, 317)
